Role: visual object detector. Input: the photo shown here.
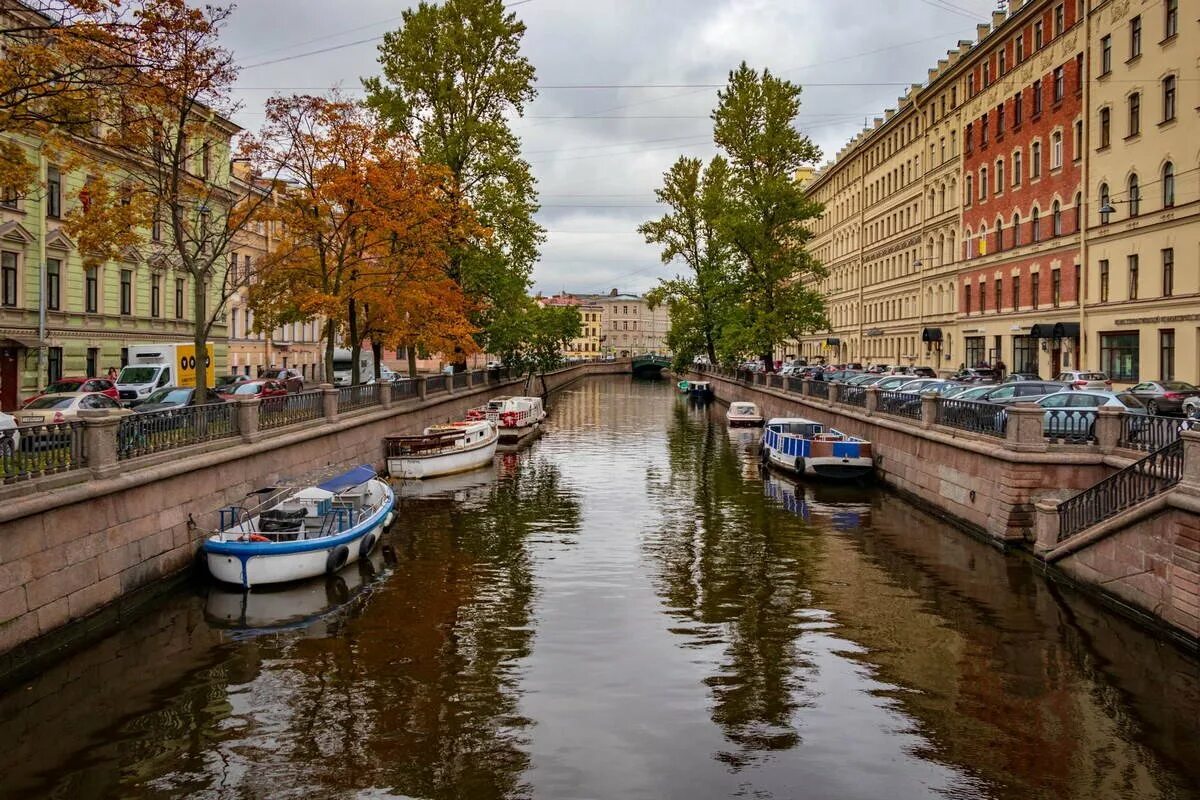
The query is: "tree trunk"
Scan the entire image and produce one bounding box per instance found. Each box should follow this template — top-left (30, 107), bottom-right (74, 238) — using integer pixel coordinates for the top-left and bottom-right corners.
top-left (407, 344), bottom-right (417, 378)
top-left (348, 297), bottom-right (361, 385)
top-left (372, 339), bottom-right (383, 382)
top-left (323, 321), bottom-right (336, 384)
top-left (761, 349), bottom-right (775, 373)
top-left (193, 275), bottom-right (210, 403)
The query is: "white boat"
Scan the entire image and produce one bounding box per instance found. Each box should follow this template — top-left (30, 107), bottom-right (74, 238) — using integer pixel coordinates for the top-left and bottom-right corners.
top-left (203, 465), bottom-right (395, 589)
top-left (394, 464), bottom-right (498, 500)
top-left (384, 419), bottom-right (498, 479)
top-left (726, 401), bottom-right (764, 427)
top-left (760, 417), bottom-right (874, 481)
top-left (469, 396), bottom-right (546, 443)
top-left (689, 381), bottom-right (714, 402)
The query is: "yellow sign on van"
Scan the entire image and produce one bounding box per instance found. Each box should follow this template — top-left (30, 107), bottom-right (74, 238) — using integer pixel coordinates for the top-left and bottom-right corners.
top-left (177, 344), bottom-right (216, 388)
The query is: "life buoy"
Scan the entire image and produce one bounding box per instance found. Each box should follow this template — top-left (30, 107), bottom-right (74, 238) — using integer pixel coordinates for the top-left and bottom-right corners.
top-left (466, 408), bottom-right (485, 420)
top-left (500, 411), bottom-right (518, 428)
top-left (239, 534), bottom-right (270, 543)
top-left (325, 544), bottom-right (350, 574)
top-left (359, 532), bottom-right (377, 559)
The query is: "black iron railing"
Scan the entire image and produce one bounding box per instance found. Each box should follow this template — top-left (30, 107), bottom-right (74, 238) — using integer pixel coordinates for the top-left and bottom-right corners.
top-left (1119, 413), bottom-right (1180, 453)
top-left (786, 377), bottom-right (804, 394)
top-left (1057, 439), bottom-right (1184, 542)
top-left (453, 371), bottom-right (469, 389)
top-left (117, 403), bottom-right (237, 459)
top-left (875, 390), bottom-right (922, 420)
top-left (841, 385), bottom-right (867, 407)
top-left (2, 421), bottom-right (86, 481)
top-left (769, 374), bottom-right (783, 389)
top-left (338, 384), bottom-right (381, 413)
top-left (1044, 408), bottom-right (1096, 443)
top-left (260, 391), bottom-right (323, 430)
top-left (935, 397), bottom-right (1007, 437)
top-left (392, 378), bottom-right (419, 399)
top-left (426, 374), bottom-right (447, 393)
top-left (808, 380), bottom-right (830, 399)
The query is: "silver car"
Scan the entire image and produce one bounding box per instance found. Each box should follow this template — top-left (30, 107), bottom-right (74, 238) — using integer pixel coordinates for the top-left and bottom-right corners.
top-left (1035, 390), bottom-right (1146, 440)
top-left (1055, 370), bottom-right (1112, 391)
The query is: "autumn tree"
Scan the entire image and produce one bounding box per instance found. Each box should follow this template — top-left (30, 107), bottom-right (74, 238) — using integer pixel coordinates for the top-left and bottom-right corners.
top-left (364, 0), bottom-right (543, 364)
top-left (488, 301), bottom-right (580, 394)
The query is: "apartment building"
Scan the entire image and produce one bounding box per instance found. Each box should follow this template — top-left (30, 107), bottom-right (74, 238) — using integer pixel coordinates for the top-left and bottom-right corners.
top-left (539, 294), bottom-right (603, 357)
top-left (579, 290), bottom-right (670, 356)
top-left (801, 0), bottom-right (1197, 384)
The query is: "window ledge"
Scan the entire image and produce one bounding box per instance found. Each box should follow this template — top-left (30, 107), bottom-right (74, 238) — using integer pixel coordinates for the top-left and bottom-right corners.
top-left (1124, 132), bottom-right (1142, 142)
top-left (1125, 53), bottom-right (1142, 66)
top-left (1031, 111), bottom-right (1043, 122)
top-left (1098, 70), bottom-right (1111, 81)
top-left (1160, 33), bottom-right (1177, 47)
top-left (1096, 143), bottom-right (1111, 153)
top-left (1158, 117), bottom-right (1177, 129)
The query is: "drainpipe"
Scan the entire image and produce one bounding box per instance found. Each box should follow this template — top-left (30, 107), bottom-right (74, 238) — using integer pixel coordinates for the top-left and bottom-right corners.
top-left (37, 151), bottom-right (47, 391)
top-left (1078, 5), bottom-right (1092, 371)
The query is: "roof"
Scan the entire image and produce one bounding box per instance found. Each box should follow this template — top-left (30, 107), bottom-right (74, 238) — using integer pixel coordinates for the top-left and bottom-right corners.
top-left (316, 465), bottom-right (376, 494)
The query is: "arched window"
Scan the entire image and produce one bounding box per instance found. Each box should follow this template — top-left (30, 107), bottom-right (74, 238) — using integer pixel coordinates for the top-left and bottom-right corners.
top-left (1099, 182), bottom-right (1111, 224)
top-left (1012, 212), bottom-right (1022, 246)
top-left (995, 217), bottom-right (1004, 251)
top-left (1128, 173), bottom-right (1141, 216)
top-left (1162, 162), bottom-right (1175, 208)
top-left (1032, 207), bottom-right (1041, 242)
top-left (1052, 200), bottom-right (1062, 235)
top-left (1073, 192), bottom-right (1082, 232)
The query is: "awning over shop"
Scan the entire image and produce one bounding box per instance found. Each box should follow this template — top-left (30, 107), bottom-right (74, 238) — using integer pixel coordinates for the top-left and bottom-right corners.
top-left (824, 337), bottom-right (841, 346)
top-left (921, 327), bottom-right (943, 342)
top-left (1029, 322), bottom-right (1080, 339)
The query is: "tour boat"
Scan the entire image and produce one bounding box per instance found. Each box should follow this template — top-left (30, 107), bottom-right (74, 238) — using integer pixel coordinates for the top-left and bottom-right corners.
top-left (689, 380), bottom-right (715, 402)
top-left (384, 419), bottom-right (498, 479)
top-left (677, 380), bottom-right (691, 394)
top-left (760, 417), bottom-right (874, 481)
top-left (726, 401), bottom-right (764, 427)
top-left (203, 465), bottom-right (395, 589)
top-left (468, 396), bottom-right (546, 444)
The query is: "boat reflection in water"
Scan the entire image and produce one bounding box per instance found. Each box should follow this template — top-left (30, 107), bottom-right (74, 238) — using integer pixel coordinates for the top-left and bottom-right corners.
top-left (391, 463), bottom-right (498, 501)
top-left (762, 467), bottom-right (872, 531)
top-left (204, 550), bottom-right (391, 634)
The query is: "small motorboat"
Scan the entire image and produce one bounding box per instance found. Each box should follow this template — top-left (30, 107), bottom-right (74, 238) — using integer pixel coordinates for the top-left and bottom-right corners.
top-left (689, 380), bottom-right (714, 402)
top-left (468, 396), bottom-right (546, 444)
top-left (726, 401), bottom-right (764, 427)
top-left (677, 380), bottom-right (691, 394)
top-left (760, 417), bottom-right (874, 481)
top-left (385, 419), bottom-right (498, 479)
top-left (203, 465), bottom-right (395, 589)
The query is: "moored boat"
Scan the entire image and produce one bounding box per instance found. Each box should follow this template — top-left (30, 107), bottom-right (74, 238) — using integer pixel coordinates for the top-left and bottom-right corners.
top-left (726, 401), bottom-right (764, 427)
top-left (677, 380), bottom-right (691, 394)
top-left (689, 380), bottom-right (714, 402)
top-left (760, 417), bottom-right (874, 481)
top-left (202, 466), bottom-right (395, 589)
top-left (468, 396), bottom-right (546, 444)
top-left (385, 419), bottom-right (498, 479)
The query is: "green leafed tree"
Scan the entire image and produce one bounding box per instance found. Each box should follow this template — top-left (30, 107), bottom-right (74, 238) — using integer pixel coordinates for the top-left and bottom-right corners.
top-left (640, 155), bottom-right (736, 369)
top-left (487, 301), bottom-right (581, 394)
top-left (363, 0), bottom-right (543, 363)
top-left (711, 63), bottom-right (827, 371)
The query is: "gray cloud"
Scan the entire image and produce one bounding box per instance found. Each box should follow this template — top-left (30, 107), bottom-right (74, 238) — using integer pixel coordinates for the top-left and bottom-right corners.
top-left (221, 0), bottom-right (994, 295)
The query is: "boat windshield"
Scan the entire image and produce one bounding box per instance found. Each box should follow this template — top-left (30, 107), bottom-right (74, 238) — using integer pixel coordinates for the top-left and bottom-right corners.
top-left (771, 422), bottom-right (822, 436)
top-left (731, 404), bottom-right (757, 414)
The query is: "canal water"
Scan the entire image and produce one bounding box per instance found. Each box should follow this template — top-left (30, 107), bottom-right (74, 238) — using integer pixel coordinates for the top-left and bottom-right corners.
top-left (2, 377), bottom-right (1199, 800)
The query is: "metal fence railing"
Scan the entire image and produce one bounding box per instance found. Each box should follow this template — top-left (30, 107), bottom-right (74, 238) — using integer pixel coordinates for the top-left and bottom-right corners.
top-left (392, 378), bottom-right (419, 399)
top-left (260, 391), bottom-right (323, 431)
top-left (1057, 439), bottom-right (1183, 541)
top-left (841, 385), bottom-right (867, 407)
top-left (1044, 408), bottom-right (1097, 444)
top-left (453, 371), bottom-right (469, 390)
top-left (875, 390), bottom-right (922, 420)
top-left (116, 403), bottom-right (237, 460)
top-left (1, 421), bottom-right (86, 482)
top-left (934, 397), bottom-right (1007, 437)
top-left (808, 380), bottom-right (830, 399)
top-left (426, 374), bottom-right (447, 394)
top-left (338, 384), bottom-right (381, 413)
top-left (1119, 413), bottom-right (1180, 453)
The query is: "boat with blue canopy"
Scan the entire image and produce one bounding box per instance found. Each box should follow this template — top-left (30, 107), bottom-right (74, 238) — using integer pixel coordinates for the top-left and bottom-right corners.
top-left (760, 417), bottom-right (874, 481)
top-left (202, 465), bottom-right (395, 589)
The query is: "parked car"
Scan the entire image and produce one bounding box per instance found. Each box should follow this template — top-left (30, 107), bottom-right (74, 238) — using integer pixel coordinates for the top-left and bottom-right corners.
top-left (219, 380), bottom-right (288, 404)
top-left (953, 368), bottom-right (997, 384)
top-left (14, 392), bottom-right (129, 425)
top-left (890, 380), bottom-right (966, 415)
top-left (134, 387), bottom-right (225, 413)
top-left (22, 377), bottom-right (118, 407)
top-left (1125, 380), bottom-right (1200, 416)
top-left (845, 374), bottom-right (885, 386)
top-left (264, 368), bottom-right (305, 393)
top-left (0, 411), bottom-right (18, 458)
top-left (974, 381), bottom-right (1072, 406)
top-left (911, 366), bottom-right (937, 378)
top-left (1003, 372), bottom-right (1043, 382)
top-left (826, 370), bottom-right (862, 382)
top-left (1054, 370), bottom-right (1112, 391)
top-left (873, 375), bottom-right (917, 392)
top-left (1032, 390), bottom-right (1147, 440)
top-left (216, 374), bottom-right (253, 391)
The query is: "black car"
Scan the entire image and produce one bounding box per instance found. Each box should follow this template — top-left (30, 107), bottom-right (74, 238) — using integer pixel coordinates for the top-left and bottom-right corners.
top-left (134, 387), bottom-right (224, 413)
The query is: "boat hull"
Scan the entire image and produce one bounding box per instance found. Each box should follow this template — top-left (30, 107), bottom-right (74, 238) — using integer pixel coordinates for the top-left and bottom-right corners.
top-left (204, 481), bottom-right (395, 589)
top-left (765, 446), bottom-right (874, 480)
top-left (727, 415), bottom-right (764, 427)
top-left (387, 437), bottom-right (497, 479)
top-left (496, 422), bottom-right (540, 444)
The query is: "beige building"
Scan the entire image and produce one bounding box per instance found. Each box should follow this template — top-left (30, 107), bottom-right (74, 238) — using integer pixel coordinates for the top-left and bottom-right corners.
top-left (538, 293), bottom-right (603, 357)
top-left (582, 290), bottom-right (670, 357)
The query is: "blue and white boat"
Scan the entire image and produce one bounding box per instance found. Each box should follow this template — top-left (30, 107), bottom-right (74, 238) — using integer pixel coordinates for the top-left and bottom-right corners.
top-left (760, 417), bottom-right (874, 481)
top-left (203, 465), bottom-right (396, 589)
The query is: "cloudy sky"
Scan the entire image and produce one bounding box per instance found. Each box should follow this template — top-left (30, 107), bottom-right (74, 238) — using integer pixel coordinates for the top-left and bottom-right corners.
top-left (219, 0), bottom-right (995, 296)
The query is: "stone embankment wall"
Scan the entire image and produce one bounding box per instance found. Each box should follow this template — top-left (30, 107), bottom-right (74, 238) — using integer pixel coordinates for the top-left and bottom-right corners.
top-left (0, 362), bottom-right (625, 677)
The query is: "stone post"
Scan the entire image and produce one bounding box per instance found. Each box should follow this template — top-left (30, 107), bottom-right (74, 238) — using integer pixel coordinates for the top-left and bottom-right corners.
top-left (320, 383), bottom-right (338, 423)
top-left (865, 386), bottom-right (880, 416)
top-left (417, 376), bottom-right (428, 401)
top-left (801, 378), bottom-right (812, 397)
top-left (446, 372), bottom-right (456, 395)
top-left (1034, 498), bottom-right (1062, 554)
top-left (1093, 405), bottom-right (1123, 453)
top-left (920, 392), bottom-right (938, 430)
top-left (829, 381), bottom-right (842, 405)
top-left (1178, 429), bottom-right (1200, 493)
top-left (78, 409), bottom-right (121, 479)
top-left (1005, 403), bottom-right (1048, 452)
top-left (378, 381), bottom-right (393, 410)
top-left (234, 396), bottom-right (261, 443)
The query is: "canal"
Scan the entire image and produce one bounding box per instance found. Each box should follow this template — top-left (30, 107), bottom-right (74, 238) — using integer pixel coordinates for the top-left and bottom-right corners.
top-left (2, 377), bottom-right (1199, 800)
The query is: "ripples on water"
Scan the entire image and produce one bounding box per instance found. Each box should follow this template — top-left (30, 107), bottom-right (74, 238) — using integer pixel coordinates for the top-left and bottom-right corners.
top-left (0, 378), bottom-right (1198, 800)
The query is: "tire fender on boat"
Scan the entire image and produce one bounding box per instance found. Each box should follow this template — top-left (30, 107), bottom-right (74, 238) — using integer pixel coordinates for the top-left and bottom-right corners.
top-left (359, 532), bottom-right (377, 559)
top-left (794, 456), bottom-right (805, 475)
top-left (384, 512), bottom-right (395, 528)
top-left (759, 446), bottom-right (770, 464)
top-left (326, 544), bottom-right (350, 575)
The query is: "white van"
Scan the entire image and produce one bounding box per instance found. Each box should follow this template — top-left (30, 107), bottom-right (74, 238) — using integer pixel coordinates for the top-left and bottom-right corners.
top-left (332, 348), bottom-right (375, 386)
top-left (117, 343), bottom-right (215, 405)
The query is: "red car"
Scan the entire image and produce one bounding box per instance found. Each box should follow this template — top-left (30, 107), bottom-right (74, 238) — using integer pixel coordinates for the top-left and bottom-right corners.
top-left (219, 379), bottom-right (288, 401)
top-left (23, 377), bottom-right (119, 407)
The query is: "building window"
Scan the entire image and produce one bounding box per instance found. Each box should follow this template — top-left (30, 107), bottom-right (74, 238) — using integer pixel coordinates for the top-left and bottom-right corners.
top-left (1130, 15), bottom-right (1142, 59)
top-left (996, 102), bottom-right (1004, 135)
top-left (1165, 0), bottom-right (1178, 38)
top-left (175, 278), bottom-right (185, 319)
top-left (964, 284), bottom-right (972, 315)
top-left (1031, 271), bottom-right (1041, 309)
top-left (0, 185), bottom-right (17, 209)
top-left (1073, 120), bottom-right (1083, 160)
top-left (981, 113), bottom-right (989, 144)
top-left (1162, 162), bottom-right (1175, 207)
top-left (1013, 212), bottom-right (1022, 246)
top-left (46, 166), bottom-right (61, 219)
top-left (46, 258), bottom-right (60, 311)
top-left (1032, 207), bottom-right (1041, 242)
top-left (1035, 20), bottom-right (1044, 49)
top-left (966, 336), bottom-right (985, 367)
top-left (1013, 91), bottom-right (1023, 126)
top-left (979, 282), bottom-right (987, 314)
top-left (1052, 201), bottom-right (1062, 235)
top-left (1053, 66), bottom-right (1065, 102)
top-left (1128, 254), bottom-right (1139, 300)
top-left (1099, 260), bottom-right (1110, 302)
top-left (1099, 107), bottom-right (1111, 148)
top-left (1074, 192), bottom-right (1082, 231)
top-left (151, 210), bottom-right (161, 242)
top-left (1055, 3), bottom-right (1065, 35)
top-left (980, 167), bottom-right (988, 198)
top-left (995, 278), bottom-right (1003, 312)
top-left (1162, 248), bottom-right (1174, 296)
top-left (1100, 183), bottom-right (1111, 223)
top-left (1013, 335), bottom-right (1038, 373)
top-left (0, 252), bottom-right (15, 307)
top-left (965, 175), bottom-right (973, 205)
top-left (1016, 33), bottom-right (1025, 62)
top-left (1128, 174), bottom-right (1140, 216)
top-left (1128, 92), bottom-right (1141, 136)
top-left (1100, 34), bottom-right (1112, 74)
top-left (1013, 150), bottom-right (1022, 185)
top-left (1160, 330), bottom-right (1176, 382)
top-left (120, 269), bottom-right (132, 315)
top-left (85, 268), bottom-right (98, 313)
top-left (47, 347), bottom-right (62, 383)
top-left (1012, 275), bottom-right (1021, 309)
top-left (151, 275), bottom-right (161, 317)
top-left (86, 347), bottom-right (99, 378)
top-left (1162, 75), bottom-right (1176, 121)
top-left (1101, 333), bottom-right (1139, 381)
top-left (996, 158), bottom-right (1005, 192)
top-left (1052, 269), bottom-right (1062, 307)
top-left (996, 219), bottom-right (1004, 250)
top-left (1033, 80), bottom-right (1043, 115)
top-left (201, 140), bottom-right (211, 180)
top-left (1031, 141), bottom-right (1042, 177)
top-left (1076, 53), bottom-right (1084, 94)
top-left (999, 49), bottom-right (1007, 75)
top-left (966, 123), bottom-right (973, 153)
top-left (1051, 131), bottom-right (1063, 168)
